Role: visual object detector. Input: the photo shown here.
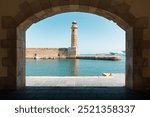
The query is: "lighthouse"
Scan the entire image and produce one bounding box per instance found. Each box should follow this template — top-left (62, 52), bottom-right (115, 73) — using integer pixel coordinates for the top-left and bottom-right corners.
top-left (71, 21), bottom-right (78, 48)
top-left (68, 21), bottom-right (79, 57)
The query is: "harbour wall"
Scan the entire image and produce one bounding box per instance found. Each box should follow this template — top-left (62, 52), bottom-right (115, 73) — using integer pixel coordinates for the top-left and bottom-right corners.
top-left (26, 48), bottom-right (68, 59)
top-left (76, 56), bottom-right (121, 61)
top-left (26, 48), bottom-right (121, 61)
top-left (67, 56), bottom-right (121, 61)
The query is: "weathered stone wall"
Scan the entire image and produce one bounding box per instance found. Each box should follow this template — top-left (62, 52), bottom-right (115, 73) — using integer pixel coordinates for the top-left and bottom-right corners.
top-left (26, 48), bottom-right (68, 59)
top-left (68, 47), bottom-right (78, 57)
top-left (0, 0), bottom-right (150, 91)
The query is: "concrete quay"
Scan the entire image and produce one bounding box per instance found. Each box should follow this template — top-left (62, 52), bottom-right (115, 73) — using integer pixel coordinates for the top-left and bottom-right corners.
top-left (26, 74), bottom-right (125, 87)
top-left (1, 74), bottom-right (150, 100)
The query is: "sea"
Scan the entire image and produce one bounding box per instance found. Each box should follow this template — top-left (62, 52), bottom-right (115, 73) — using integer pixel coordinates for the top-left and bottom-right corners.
top-left (26, 54), bottom-right (125, 76)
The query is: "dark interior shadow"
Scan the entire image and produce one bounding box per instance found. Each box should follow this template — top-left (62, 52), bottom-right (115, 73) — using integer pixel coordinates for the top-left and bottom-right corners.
top-left (0, 86), bottom-right (150, 100)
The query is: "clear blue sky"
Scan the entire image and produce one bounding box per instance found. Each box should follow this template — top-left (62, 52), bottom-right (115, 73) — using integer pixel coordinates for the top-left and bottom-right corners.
top-left (26, 12), bottom-right (125, 54)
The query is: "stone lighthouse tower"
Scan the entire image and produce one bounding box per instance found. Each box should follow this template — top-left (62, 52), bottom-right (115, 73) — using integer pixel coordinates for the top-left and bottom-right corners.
top-left (71, 21), bottom-right (78, 48)
top-left (68, 21), bottom-right (79, 57)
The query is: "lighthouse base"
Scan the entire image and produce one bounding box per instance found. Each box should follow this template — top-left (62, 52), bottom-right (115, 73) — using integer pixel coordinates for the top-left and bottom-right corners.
top-left (68, 47), bottom-right (79, 57)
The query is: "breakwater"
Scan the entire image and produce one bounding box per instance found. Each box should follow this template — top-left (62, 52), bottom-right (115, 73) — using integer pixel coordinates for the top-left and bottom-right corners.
top-left (67, 56), bottom-right (121, 61)
top-left (26, 48), bottom-right (121, 61)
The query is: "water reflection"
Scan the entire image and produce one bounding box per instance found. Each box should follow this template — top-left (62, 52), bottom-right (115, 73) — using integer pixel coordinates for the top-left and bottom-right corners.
top-left (69, 59), bottom-right (80, 76)
top-left (26, 56), bottom-right (125, 76)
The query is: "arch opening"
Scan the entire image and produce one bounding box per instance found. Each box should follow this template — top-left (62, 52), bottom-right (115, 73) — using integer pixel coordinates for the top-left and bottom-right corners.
top-left (16, 5), bottom-right (133, 89)
top-left (26, 12), bottom-right (125, 78)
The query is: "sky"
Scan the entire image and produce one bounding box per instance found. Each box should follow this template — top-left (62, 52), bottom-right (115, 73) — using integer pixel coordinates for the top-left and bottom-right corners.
top-left (26, 12), bottom-right (125, 54)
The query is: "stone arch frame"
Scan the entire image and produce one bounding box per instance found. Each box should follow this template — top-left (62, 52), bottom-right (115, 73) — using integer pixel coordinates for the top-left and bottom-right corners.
top-left (1, 0), bottom-right (149, 90)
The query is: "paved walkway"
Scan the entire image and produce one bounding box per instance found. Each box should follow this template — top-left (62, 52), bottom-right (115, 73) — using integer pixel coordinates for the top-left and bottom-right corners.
top-left (1, 74), bottom-right (150, 100)
top-left (26, 74), bottom-right (125, 87)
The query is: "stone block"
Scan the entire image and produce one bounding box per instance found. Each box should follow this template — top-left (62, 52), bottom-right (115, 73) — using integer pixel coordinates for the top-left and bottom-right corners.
top-left (60, 5), bottom-right (70, 12)
top-left (61, 0), bottom-right (70, 5)
top-left (17, 40), bottom-right (23, 48)
top-left (19, 1), bottom-right (33, 18)
top-left (28, 15), bottom-right (40, 24)
top-left (142, 58), bottom-right (149, 68)
top-left (126, 79), bottom-right (133, 89)
top-left (0, 67), bottom-right (7, 77)
top-left (7, 41), bottom-right (16, 54)
top-left (134, 71), bottom-right (143, 80)
top-left (35, 11), bottom-right (46, 18)
top-left (0, 48), bottom-right (8, 57)
top-left (0, 40), bottom-right (8, 48)
top-left (119, 3), bottom-right (130, 12)
top-left (69, 5), bottom-right (79, 11)
top-left (79, 0), bottom-right (90, 6)
top-left (119, 12), bottom-right (136, 27)
top-left (0, 77), bottom-right (9, 89)
top-left (143, 29), bottom-right (150, 40)
top-left (89, 6), bottom-right (97, 13)
top-left (141, 40), bottom-right (150, 49)
top-left (0, 17), bottom-right (1, 28)
top-left (110, 0), bottom-right (124, 6)
top-left (95, 9), bottom-right (110, 19)
top-left (26, 0), bottom-right (36, 3)
top-left (79, 5), bottom-right (89, 12)
top-left (1, 16), bottom-right (17, 29)
top-left (0, 29), bottom-right (7, 40)
top-left (14, 12), bottom-right (26, 25)
top-left (97, 0), bottom-right (110, 10)
top-left (133, 40), bottom-right (142, 49)
top-left (18, 19), bottom-right (32, 31)
top-left (79, 6), bottom-right (89, 12)
top-left (44, 9), bottom-right (54, 16)
top-left (142, 49), bottom-right (150, 58)
top-left (111, 3), bottom-right (130, 15)
top-left (2, 57), bottom-right (8, 67)
top-left (7, 48), bottom-right (16, 67)
top-left (52, 7), bottom-right (61, 12)
top-left (89, 0), bottom-right (99, 7)
top-left (133, 28), bottom-right (143, 40)
top-left (6, 28), bottom-right (16, 39)
top-left (27, 0), bottom-right (42, 14)
top-left (70, 0), bottom-right (79, 5)
top-left (143, 79), bottom-right (150, 89)
top-left (51, 0), bottom-right (69, 7)
top-left (134, 17), bottom-right (149, 29)
top-left (50, 0), bottom-right (60, 7)
top-left (39, 0), bottom-right (51, 9)
top-left (0, 77), bottom-right (16, 90)
top-left (0, 57), bottom-right (2, 67)
top-left (133, 79), bottom-right (144, 90)
top-left (3, 52), bottom-right (16, 68)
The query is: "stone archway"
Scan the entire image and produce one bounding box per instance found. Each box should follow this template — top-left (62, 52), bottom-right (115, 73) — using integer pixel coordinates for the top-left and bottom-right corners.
top-left (0, 0), bottom-right (149, 90)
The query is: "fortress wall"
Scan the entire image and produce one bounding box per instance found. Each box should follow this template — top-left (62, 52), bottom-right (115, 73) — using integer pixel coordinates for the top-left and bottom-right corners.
top-left (26, 48), bottom-right (68, 59)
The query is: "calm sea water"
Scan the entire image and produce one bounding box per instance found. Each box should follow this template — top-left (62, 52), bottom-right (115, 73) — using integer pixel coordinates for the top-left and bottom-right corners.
top-left (26, 55), bottom-right (125, 76)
